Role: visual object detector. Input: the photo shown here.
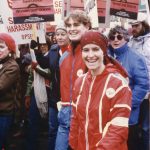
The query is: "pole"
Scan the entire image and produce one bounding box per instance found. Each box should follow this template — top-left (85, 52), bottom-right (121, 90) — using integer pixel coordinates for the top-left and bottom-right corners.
top-left (66, 0), bottom-right (70, 16)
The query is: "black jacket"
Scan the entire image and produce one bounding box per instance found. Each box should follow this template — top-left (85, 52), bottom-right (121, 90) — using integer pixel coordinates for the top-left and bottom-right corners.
top-left (37, 44), bottom-right (60, 108)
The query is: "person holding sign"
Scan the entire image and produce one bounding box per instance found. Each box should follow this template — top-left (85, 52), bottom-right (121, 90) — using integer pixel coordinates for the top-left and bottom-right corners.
top-left (25, 36), bottom-right (51, 150)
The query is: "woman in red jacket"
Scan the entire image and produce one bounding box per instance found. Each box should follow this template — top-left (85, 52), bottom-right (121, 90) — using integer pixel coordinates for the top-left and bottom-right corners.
top-left (69, 30), bottom-right (132, 150)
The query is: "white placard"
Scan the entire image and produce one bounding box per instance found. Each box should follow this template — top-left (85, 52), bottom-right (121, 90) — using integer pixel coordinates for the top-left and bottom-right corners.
top-left (30, 49), bottom-right (37, 62)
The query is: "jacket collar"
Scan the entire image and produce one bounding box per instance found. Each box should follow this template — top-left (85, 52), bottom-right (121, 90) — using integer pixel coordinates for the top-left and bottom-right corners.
top-left (87, 64), bottom-right (118, 80)
top-left (131, 32), bottom-right (150, 40)
top-left (109, 43), bottom-right (128, 57)
top-left (0, 55), bottom-right (11, 64)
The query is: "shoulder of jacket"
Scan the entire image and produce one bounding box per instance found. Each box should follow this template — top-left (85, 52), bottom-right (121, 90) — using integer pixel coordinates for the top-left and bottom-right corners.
top-left (110, 73), bottom-right (129, 87)
top-left (50, 44), bottom-right (60, 51)
top-left (6, 58), bottom-right (19, 68)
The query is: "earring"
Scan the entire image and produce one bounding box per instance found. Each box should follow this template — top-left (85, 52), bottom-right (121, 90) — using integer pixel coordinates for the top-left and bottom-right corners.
top-left (9, 53), bottom-right (12, 57)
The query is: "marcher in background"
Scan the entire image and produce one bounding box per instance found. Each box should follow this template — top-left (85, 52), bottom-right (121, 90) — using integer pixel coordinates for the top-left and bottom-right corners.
top-left (108, 25), bottom-right (149, 150)
top-left (0, 33), bottom-right (20, 149)
top-left (11, 44), bottom-right (31, 140)
top-left (55, 23), bottom-right (70, 56)
top-left (47, 24), bottom-right (70, 150)
top-left (25, 36), bottom-right (51, 150)
top-left (54, 10), bottom-right (91, 150)
top-left (69, 30), bottom-right (131, 150)
top-left (128, 15), bottom-right (150, 150)
top-left (35, 25), bottom-right (70, 149)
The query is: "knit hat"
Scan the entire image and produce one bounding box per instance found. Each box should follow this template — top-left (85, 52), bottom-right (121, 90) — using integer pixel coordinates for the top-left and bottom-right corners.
top-left (80, 30), bottom-right (128, 78)
top-left (0, 33), bottom-right (16, 53)
top-left (55, 22), bottom-right (67, 32)
top-left (81, 30), bottom-right (108, 55)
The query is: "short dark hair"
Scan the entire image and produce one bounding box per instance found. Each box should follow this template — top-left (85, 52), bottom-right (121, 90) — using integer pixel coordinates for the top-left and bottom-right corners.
top-left (141, 21), bottom-right (150, 33)
top-left (108, 25), bottom-right (129, 41)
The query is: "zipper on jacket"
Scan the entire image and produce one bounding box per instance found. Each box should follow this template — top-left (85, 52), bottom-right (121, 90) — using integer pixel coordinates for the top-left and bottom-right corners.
top-left (85, 76), bottom-right (96, 150)
top-left (69, 57), bottom-right (75, 104)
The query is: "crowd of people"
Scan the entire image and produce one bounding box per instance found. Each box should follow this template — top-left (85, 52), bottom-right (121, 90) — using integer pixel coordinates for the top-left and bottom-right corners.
top-left (0, 10), bottom-right (149, 150)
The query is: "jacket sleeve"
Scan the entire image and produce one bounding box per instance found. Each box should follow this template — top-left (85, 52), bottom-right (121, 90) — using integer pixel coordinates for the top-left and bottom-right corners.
top-left (97, 81), bottom-right (132, 150)
top-left (36, 51), bottom-right (49, 69)
top-left (69, 78), bottom-right (82, 149)
top-left (25, 71), bottom-right (33, 96)
top-left (131, 56), bottom-right (149, 107)
top-left (0, 63), bottom-right (19, 94)
top-left (35, 65), bottom-right (51, 79)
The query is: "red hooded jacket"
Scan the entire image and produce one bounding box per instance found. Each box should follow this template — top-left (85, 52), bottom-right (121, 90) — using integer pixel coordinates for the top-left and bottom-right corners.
top-left (69, 65), bottom-right (132, 150)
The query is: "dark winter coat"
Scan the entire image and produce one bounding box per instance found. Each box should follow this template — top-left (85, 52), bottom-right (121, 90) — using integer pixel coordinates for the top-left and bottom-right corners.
top-left (0, 56), bottom-right (20, 115)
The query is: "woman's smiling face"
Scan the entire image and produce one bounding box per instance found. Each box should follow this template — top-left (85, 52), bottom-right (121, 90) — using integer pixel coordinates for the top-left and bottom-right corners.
top-left (82, 43), bottom-right (105, 76)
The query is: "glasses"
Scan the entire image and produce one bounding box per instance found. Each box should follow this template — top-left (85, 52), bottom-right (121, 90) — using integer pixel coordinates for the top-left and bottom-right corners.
top-left (109, 35), bottom-right (123, 41)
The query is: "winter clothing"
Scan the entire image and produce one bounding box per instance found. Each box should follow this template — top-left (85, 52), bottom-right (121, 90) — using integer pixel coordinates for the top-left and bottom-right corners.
top-left (128, 32), bottom-right (150, 91)
top-left (80, 31), bottom-right (108, 54)
top-left (38, 44), bottom-right (61, 108)
top-left (108, 44), bottom-right (149, 125)
top-left (55, 43), bottom-right (86, 150)
top-left (0, 33), bottom-right (16, 53)
top-left (25, 60), bottom-right (51, 150)
top-left (36, 44), bottom-right (61, 150)
top-left (0, 56), bottom-right (20, 115)
top-left (128, 32), bottom-right (150, 150)
top-left (0, 55), bottom-right (20, 149)
top-left (55, 22), bottom-right (67, 32)
top-left (59, 44), bottom-right (87, 106)
top-left (69, 65), bottom-right (132, 150)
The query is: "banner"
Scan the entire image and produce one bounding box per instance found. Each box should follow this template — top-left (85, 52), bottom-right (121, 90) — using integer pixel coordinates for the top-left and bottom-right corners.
top-left (0, 0), bottom-right (40, 44)
top-left (84, 0), bottom-right (99, 28)
top-left (53, 0), bottom-right (64, 24)
top-left (110, 0), bottom-right (140, 19)
top-left (12, 0), bottom-right (54, 24)
top-left (97, 0), bottom-right (106, 24)
top-left (139, 0), bottom-right (146, 12)
top-left (70, 0), bottom-right (84, 11)
top-left (45, 22), bottom-right (56, 33)
top-left (97, 0), bottom-right (111, 27)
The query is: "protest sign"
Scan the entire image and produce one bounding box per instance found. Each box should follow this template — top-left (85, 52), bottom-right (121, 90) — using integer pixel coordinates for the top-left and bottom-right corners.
top-left (0, 0), bottom-right (40, 44)
top-left (110, 0), bottom-right (140, 19)
top-left (12, 0), bottom-right (54, 24)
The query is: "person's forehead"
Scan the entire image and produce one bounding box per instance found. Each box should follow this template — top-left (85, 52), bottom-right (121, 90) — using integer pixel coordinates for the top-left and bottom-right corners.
top-left (56, 29), bottom-right (67, 33)
top-left (114, 32), bottom-right (124, 35)
top-left (83, 43), bottom-right (100, 48)
top-left (111, 31), bottom-right (123, 35)
top-left (68, 17), bottom-right (81, 23)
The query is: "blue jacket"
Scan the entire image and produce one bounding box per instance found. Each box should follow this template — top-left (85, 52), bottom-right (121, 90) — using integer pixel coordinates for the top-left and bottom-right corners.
top-left (108, 43), bottom-right (149, 125)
